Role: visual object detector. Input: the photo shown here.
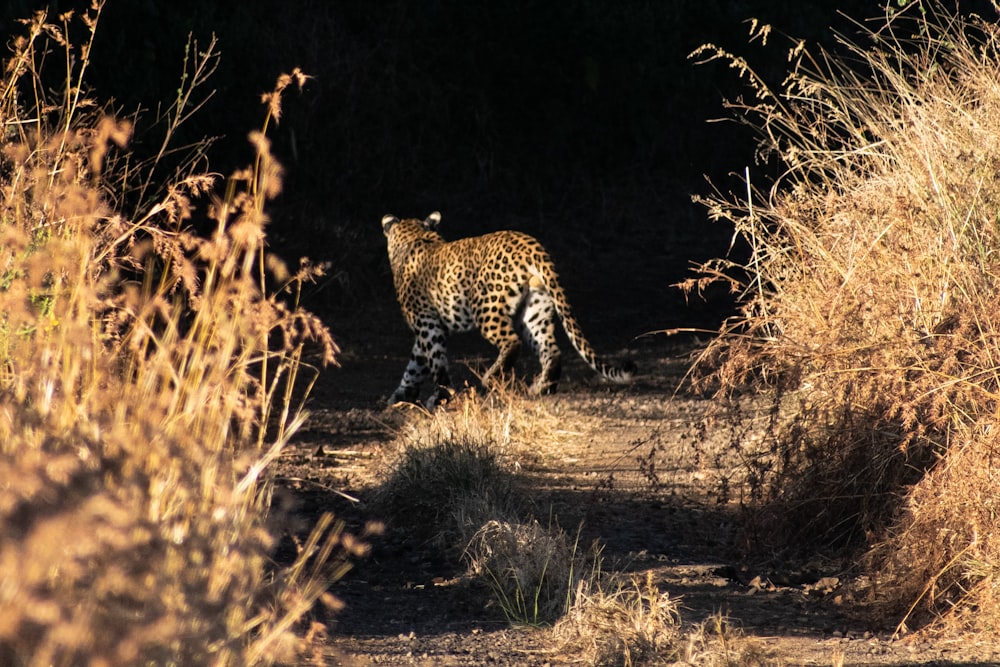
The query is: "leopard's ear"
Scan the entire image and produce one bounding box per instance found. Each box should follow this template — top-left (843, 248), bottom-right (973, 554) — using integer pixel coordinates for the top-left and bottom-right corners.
top-left (423, 211), bottom-right (441, 230)
top-left (381, 214), bottom-right (399, 235)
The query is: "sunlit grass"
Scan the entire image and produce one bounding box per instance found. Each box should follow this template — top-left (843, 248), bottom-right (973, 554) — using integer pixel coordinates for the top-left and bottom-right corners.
top-left (689, 3), bottom-right (1000, 633)
top-left (0, 5), bottom-right (354, 665)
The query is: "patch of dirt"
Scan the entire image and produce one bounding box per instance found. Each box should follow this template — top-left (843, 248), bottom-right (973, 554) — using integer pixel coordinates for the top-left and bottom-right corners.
top-left (276, 312), bottom-right (1000, 666)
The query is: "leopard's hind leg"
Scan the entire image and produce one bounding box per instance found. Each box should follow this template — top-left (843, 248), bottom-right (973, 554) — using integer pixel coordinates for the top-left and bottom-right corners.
top-left (517, 282), bottom-right (561, 395)
top-left (478, 313), bottom-right (521, 389)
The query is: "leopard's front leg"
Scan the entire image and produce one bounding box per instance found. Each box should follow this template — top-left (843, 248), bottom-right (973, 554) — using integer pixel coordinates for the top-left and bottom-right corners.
top-left (389, 325), bottom-right (454, 409)
top-left (388, 337), bottom-right (430, 405)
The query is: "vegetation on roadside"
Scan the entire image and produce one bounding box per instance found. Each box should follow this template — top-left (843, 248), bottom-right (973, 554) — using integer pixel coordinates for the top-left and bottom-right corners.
top-left (689, 1), bottom-right (1000, 634)
top-left (0, 5), bottom-right (357, 664)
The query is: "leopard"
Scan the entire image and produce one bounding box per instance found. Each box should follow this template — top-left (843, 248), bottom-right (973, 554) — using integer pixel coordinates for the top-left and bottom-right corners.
top-left (381, 211), bottom-right (635, 408)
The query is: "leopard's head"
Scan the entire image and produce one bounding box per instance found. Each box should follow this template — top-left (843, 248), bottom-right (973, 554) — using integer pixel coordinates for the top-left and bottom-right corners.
top-left (381, 211), bottom-right (444, 272)
top-left (381, 211), bottom-right (441, 236)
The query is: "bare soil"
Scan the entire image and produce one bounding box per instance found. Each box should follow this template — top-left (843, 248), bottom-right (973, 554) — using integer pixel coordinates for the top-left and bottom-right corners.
top-left (276, 311), bottom-right (1000, 666)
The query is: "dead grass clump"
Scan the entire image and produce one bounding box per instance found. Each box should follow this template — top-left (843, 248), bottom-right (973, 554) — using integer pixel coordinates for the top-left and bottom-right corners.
top-left (0, 6), bottom-right (348, 665)
top-left (464, 519), bottom-right (598, 626)
top-left (372, 388), bottom-right (559, 546)
top-left (688, 3), bottom-right (1000, 630)
top-left (371, 433), bottom-right (520, 548)
top-left (555, 575), bottom-right (769, 666)
top-left (680, 614), bottom-right (771, 667)
top-left (373, 389), bottom-right (609, 626)
top-left (554, 572), bottom-right (682, 667)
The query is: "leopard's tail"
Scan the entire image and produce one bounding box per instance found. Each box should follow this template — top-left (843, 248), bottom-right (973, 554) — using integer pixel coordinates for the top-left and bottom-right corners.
top-left (532, 262), bottom-right (635, 384)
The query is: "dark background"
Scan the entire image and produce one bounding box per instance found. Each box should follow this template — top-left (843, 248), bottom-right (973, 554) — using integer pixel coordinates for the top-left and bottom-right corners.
top-left (3, 1), bottom-right (992, 349)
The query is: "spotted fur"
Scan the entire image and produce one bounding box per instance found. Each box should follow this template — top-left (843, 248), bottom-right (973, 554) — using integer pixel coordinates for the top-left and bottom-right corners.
top-left (382, 211), bottom-right (634, 407)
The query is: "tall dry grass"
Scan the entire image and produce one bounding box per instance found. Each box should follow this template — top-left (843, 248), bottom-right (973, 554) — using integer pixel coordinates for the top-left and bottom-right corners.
top-left (0, 5), bottom-right (352, 665)
top-left (688, 3), bottom-right (1000, 632)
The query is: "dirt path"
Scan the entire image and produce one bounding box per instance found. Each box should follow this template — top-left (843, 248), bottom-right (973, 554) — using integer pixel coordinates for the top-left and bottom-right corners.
top-left (276, 317), bottom-right (1000, 666)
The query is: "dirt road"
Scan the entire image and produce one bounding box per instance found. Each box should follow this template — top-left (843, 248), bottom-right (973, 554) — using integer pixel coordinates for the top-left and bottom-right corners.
top-left (272, 310), bottom-right (1000, 666)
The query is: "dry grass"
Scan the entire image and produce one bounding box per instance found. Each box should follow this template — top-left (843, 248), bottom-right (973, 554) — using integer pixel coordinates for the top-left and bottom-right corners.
top-left (0, 5), bottom-right (352, 665)
top-left (372, 385), bottom-right (566, 537)
top-left (688, 2), bottom-right (1000, 633)
top-left (553, 572), bottom-right (682, 667)
top-left (464, 518), bottom-right (596, 626)
top-left (371, 430), bottom-right (521, 548)
top-left (680, 614), bottom-right (773, 667)
top-left (371, 390), bottom-right (533, 548)
top-left (555, 576), bottom-right (771, 667)
top-left (373, 388), bottom-right (604, 625)
top-left (865, 425), bottom-right (1000, 636)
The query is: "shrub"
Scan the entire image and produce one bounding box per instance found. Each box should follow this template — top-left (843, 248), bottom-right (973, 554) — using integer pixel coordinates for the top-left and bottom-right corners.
top-left (689, 3), bottom-right (1000, 631)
